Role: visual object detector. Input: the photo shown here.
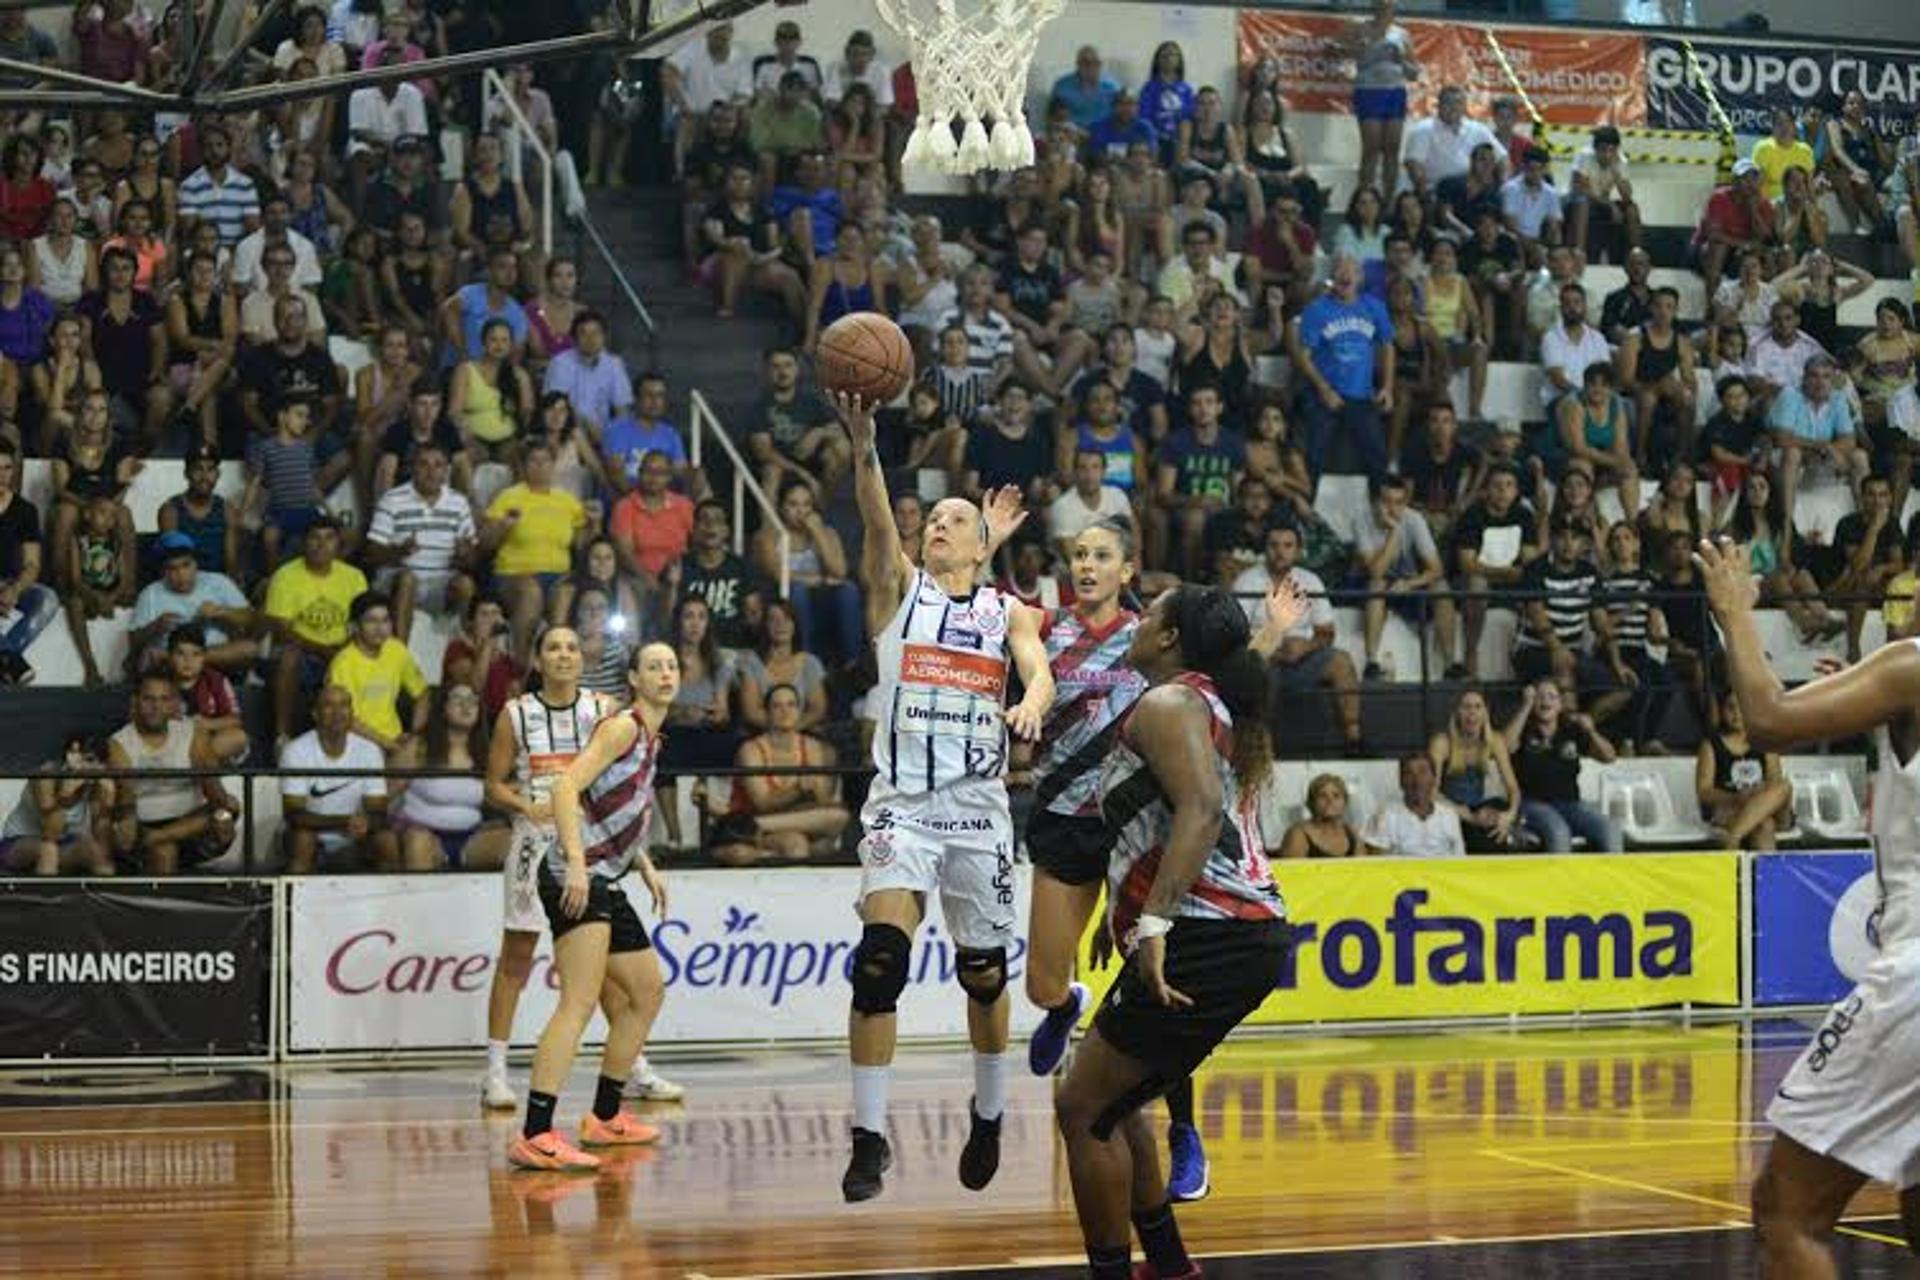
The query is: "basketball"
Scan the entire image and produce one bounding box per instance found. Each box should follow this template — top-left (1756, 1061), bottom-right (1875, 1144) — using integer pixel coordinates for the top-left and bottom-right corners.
top-left (817, 313), bottom-right (915, 407)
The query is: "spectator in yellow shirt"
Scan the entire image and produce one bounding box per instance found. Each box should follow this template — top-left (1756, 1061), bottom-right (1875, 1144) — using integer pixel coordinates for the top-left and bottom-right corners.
top-left (263, 515), bottom-right (368, 746)
top-left (480, 435), bottom-right (590, 660)
top-left (327, 590), bottom-right (429, 754)
top-left (1751, 107), bottom-right (1817, 202)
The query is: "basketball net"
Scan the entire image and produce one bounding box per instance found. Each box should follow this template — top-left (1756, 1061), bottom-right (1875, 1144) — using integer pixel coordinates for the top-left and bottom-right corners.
top-left (873, 0), bottom-right (1067, 174)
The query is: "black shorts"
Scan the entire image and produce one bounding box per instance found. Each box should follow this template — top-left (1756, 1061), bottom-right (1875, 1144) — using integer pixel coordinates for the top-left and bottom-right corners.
top-left (1026, 809), bottom-right (1110, 887)
top-left (1094, 917), bottom-right (1288, 1083)
top-left (536, 864), bottom-right (653, 953)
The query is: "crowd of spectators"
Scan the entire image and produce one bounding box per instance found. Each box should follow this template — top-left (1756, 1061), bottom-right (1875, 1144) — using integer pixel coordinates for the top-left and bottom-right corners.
top-left (1, 8), bottom-right (1915, 872)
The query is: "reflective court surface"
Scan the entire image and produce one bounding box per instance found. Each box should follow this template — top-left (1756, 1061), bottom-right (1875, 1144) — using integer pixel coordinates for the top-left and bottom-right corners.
top-left (0, 1020), bottom-right (1915, 1277)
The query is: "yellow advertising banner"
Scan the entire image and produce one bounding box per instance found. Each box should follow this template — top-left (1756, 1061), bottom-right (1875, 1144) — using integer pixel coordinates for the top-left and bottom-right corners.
top-left (1085, 854), bottom-right (1741, 1023)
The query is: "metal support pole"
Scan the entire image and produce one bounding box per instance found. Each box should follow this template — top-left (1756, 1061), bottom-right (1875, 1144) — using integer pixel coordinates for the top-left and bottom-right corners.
top-left (0, 55), bottom-right (179, 104)
top-left (242, 773), bottom-right (255, 874)
top-left (178, 0), bottom-right (233, 96)
top-left (201, 0), bottom-right (292, 94)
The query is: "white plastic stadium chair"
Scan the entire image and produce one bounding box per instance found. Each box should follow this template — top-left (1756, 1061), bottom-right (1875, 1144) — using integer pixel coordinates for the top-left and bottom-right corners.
top-left (1595, 764), bottom-right (1715, 848)
top-left (1782, 761), bottom-right (1868, 841)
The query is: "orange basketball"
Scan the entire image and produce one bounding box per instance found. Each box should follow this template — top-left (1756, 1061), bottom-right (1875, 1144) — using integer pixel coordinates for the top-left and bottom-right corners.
top-left (817, 313), bottom-right (915, 407)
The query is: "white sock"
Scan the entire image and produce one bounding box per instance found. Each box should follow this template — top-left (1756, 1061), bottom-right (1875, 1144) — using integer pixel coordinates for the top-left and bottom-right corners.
top-left (631, 1054), bottom-right (649, 1077)
top-left (852, 1065), bottom-right (891, 1133)
top-left (486, 1039), bottom-right (508, 1077)
top-left (973, 1051), bottom-right (1008, 1122)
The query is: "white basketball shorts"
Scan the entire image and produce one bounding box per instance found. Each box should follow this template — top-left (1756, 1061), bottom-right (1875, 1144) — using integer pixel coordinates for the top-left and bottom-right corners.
top-left (502, 819), bottom-right (552, 935)
top-left (1768, 943), bottom-right (1920, 1188)
top-left (856, 777), bottom-right (1016, 951)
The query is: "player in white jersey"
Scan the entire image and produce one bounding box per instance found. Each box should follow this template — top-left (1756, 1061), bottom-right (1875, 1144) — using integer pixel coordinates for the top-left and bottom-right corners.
top-left (1055, 583), bottom-right (1301, 1280)
top-left (506, 641), bottom-right (678, 1173)
top-left (834, 393), bottom-right (1055, 1204)
top-left (1700, 538), bottom-right (1920, 1276)
top-left (478, 627), bottom-right (680, 1110)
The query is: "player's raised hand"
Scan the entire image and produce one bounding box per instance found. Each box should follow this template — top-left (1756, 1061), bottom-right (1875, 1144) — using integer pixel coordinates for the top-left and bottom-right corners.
top-left (1693, 537), bottom-right (1757, 618)
top-left (1005, 700), bottom-right (1044, 742)
top-left (982, 484), bottom-right (1029, 555)
top-left (1262, 576), bottom-right (1311, 639)
top-left (832, 391), bottom-right (876, 453)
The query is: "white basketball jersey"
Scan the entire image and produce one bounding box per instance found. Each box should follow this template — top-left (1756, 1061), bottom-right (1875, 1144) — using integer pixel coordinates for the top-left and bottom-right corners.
top-left (1870, 715), bottom-right (1920, 952)
top-left (872, 569), bottom-right (1013, 794)
top-left (511, 690), bottom-right (611, 819)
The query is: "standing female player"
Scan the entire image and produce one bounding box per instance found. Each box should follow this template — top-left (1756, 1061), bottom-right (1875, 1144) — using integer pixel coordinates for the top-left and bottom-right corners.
top-left (480, 627), bottom-right (680, 1111)
top-left (1698, 539), bottom-right (1920, 1277)
top-left (1054, 582), bottom-right (1303, 1279)
top-left (507, 641), bottom-right (679, 1172)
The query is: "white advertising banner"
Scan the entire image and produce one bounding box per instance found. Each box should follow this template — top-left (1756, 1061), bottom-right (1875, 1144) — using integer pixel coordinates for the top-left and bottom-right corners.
top-left (288, 869), bottom-right (1041, 1051)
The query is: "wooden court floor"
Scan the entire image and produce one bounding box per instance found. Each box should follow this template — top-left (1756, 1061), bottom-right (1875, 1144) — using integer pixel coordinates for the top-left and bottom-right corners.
top-left (0, 1018), bottom-right (1915, 1278)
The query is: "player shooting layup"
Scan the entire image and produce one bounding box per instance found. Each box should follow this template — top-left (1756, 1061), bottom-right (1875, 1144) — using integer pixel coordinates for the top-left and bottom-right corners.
top-left (832, 393), bottom-right (1055, 1203)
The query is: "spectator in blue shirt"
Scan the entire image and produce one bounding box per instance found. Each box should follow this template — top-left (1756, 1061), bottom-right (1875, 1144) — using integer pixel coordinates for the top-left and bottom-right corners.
top-left (1770, 353), bottom-right (1869, 521)
top-left (541, 310), bottom-right (632, 431)
top-left (602, 372), bottom-right (700, 497)
top-left (1050, 45), bottom-right (1121, 130)
top-left (441, 245), bottom-right (528, 362)
top-left (1137, 41), bottom-right (1195, 158)
top-left (767, 150), bottom-right (844, 271)
top-left (1087, 91), bottom-right (1158, 164)
top-left (1289, 255), bottom-right (1396, 482)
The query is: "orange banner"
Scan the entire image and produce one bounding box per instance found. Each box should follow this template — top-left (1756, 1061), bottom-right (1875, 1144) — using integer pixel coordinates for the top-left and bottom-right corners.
top-left (1237, 12), bottom-right (1646, 128)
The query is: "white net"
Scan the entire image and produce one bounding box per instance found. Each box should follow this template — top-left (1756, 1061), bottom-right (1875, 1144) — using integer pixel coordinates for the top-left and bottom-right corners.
top-left (873, 0), bottom-right (1068, 174)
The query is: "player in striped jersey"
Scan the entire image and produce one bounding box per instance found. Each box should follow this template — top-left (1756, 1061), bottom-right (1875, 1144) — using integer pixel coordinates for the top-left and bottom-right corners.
top-left (1055, 583), bottom-right (1301, 1280)
top-left (835, 392), bottom-right (1055, 1204)
top-left (506, 641), bottom-right (678, 1173)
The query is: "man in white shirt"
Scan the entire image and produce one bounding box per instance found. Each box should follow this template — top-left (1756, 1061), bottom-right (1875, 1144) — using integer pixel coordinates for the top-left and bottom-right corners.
top-left (1402, 86), bottom-right (1497, 199)
top-left (824, 29), bottom-right (893, 107)
top-left (1567, 125), bottom-right (1641, 262)
top-left (665, 20), bottom-right (755, 119)
top-left (1539, 282), bottom-right (1611, 415)
top-left (751, 18), bottom-right (823, 99)
top-left (238, 245), bottom-right (326, 345)
top-left (1347, 474), bottom-right (1459, 680)
top-left (1048, 448), bottom-right (1131, 558)
top-left (1366, 755), bottom-right (1467, 857)
top-left (230, 192), bottom-right (322, 293)
top-left (1155, 221), bottom-right (1243, 318)
top-left (1747, 299), bottom-right (1831, 409)
top-left (279, 683), bottom-right (393, 873)
top-left (346, 57), bottom-right (429, 158)
top-left (362, 443), bottom-right (477, 643)
top-left (1234, 523), bottom-right (1363, 752)
top-left (1501, 146), bottom-right (1564, 248)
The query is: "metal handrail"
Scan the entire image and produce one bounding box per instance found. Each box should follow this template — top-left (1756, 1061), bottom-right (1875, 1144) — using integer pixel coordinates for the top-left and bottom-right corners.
top-left (689, 389), bottom-right (791, 601)
top-left (573, 211), bottom-right (658, 364)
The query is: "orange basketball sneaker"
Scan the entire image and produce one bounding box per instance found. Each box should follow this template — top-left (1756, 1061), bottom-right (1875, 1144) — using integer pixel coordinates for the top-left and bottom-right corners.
top-left (508, 1130), bottom-right (602, 1173)
top-left (579, 1109), bottom-right (661, 1147)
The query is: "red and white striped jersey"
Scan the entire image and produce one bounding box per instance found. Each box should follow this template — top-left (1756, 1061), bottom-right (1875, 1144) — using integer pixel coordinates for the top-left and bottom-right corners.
top-left (1033, 607), bottom-right (1144, 820)
top-left (1097, 672), bottom-right (1284, 941)
top-left (553, 709), bottom-right (663, 880)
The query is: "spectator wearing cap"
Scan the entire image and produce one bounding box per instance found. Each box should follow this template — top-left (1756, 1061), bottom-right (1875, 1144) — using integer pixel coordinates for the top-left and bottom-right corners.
top-left (363, 441), bottom-right (478, 643)
top-left (826, 29), bottom-right (894, 109)
top-left (664, 21), bottom-right (756, 169)
top-left (231, 193), bottom-right (323, 295)
top-left (0, 441), bottom-right (54, 687)
top-left (264, 515), bottom-right (368, 744)
top-left (1088, 91), bottom-right (1158, 164)
top-left (752, 18), bottom-right (824, 99)
top-left (1770, 353), bottom-right (1869, 523)
top-left (750, 70), bottom-right (826, 190)
top-left (361, 136), bottom-right (442, 244)
top-left (75, 245), bottom-right (175, 448)
top-left (346, 48), bottom-right (431, 197)
top-left (1052, 45), bottom-right (1121, 131)
top-left (541, 310), bottom-right (632, 433)
top-left (1691, 158), bottom-right (1777, 298)
top-left (130, 531), bottom-right (254, 676)
top-left (1500, 146), bottom-right (1562, 248)
top-left (1401, 86), bottom-right (1496, 201)
top-left (1567, 125), bottom-right (1641, 261)
top-left (159, 444), bottom-right (239, 579)
top-left (176, 123), bottom-right (260, 250)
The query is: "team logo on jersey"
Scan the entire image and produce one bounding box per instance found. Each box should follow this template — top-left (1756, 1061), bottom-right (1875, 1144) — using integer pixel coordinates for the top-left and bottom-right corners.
top-left (861, 830), bottom-right (896, 867)
top-left (939, 619), bottom-right (986, 651)
top-left (975, 607), bottom-right (1007, 639)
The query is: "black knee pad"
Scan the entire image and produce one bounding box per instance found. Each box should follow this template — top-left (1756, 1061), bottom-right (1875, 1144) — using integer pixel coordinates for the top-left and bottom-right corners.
top-left (849, 923), bottom-right (911, 1014)
top-left (955, 946), bottom-right (1009, 1007)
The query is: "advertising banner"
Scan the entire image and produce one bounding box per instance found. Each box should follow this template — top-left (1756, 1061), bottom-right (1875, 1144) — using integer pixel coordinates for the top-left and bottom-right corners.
top-left (1647, 36), bottom-right (1920, 138)
top-left (0, 881), bottom-right (271, 1057)
top-left (1236, 12), bottom-right (1646, 127)
top-left (289, 870), bottom-right (1042, 1051)
top-left (1087, 853), bottom-right (1739, 1024)
top-left (1752, 851), bottom-right (1876, 1007)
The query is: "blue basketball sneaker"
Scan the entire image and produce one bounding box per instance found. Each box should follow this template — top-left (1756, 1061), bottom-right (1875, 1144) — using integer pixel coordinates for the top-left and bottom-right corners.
top-left (1028, 981), bottom-right (1088, 1076)
top-left (1166, 1122), bottom-right (1209, 1202)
